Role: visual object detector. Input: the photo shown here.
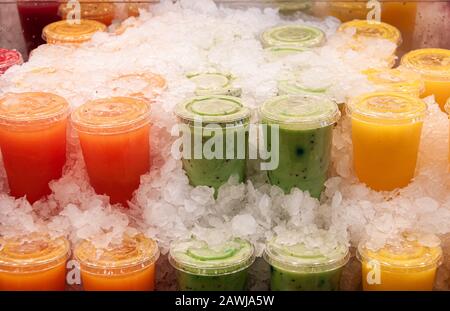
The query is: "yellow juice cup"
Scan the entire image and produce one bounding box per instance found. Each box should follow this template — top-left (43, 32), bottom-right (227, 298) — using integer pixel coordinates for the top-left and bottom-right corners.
top-left (338, 19), bottom-right (402, 47)
top-left (42, 20), bottom-right (107, 44)
top-left (347, 92), bottom-right (427, 191)
top-left (363, 68), bottom-right (425, 98)
top-left (401, 49), bottom-right (450, 111)
top-left (58, 1), bottom-right (116, 26)
top-left (357, 234), bottom-right (442, 291)
top-left (312, 1), bottom-right (368, 22)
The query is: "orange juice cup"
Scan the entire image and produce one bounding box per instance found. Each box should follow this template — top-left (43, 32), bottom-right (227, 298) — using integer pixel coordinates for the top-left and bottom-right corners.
top-left (0, 234), bottom-right (70, 291)
top-left (71, 97), bottom-right (151, 206)
top-left (357, 234), bottom-right (442, 291)
top-left (74, 234), bottom-right (159, 291)
top-left (58, 1), bottom-right (116, 26)
top-left (363, 68), bottom-right (425, 98)
top-left (401, 49), bottom-right (450, 111)
top-left (347, 92), bottom-right (427, 191)
top-left (0, 92), bottom-right (69, 203)
top-left (42, 19), bottom-right (106, 44)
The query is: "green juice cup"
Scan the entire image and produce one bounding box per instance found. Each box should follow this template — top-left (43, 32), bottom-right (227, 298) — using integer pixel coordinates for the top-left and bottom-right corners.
top-left (175, 96), bottom-right (250, 194)
top-left (169, 238), bottom-right (255, 291)
top-left (263, 239), bottom-right (349, 291)
top-left (260, 95), bottom-right (340, 197)
top-left (261, 25), bottom-right (325, 49)
top-left (187, 72), bottom-right (242, 97)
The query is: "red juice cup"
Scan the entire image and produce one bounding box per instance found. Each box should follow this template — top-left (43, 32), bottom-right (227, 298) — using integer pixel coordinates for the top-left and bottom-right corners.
top-left (0, 92), bottom-right (69, 203)
top-left (0, 49), bottom-right (23, 75)
top-left (17, 0), bottom-right (61, 55)
top-left (71, 97), bottom-right (151, 207)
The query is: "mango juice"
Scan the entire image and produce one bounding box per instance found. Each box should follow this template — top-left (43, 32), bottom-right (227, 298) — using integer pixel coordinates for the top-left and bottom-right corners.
top-left (42, 19), bottom-right (106, 44)
top-left (401, 49), bottom-right (450, 111)
top-left (0, 234), bottom-right (70, 291)
top-left (0, 92), bottom-right (69, 203)
top-left (348, 92), bottom-right (427, 191)
top-left (71, 97), bottom-right (151, 206)
top-left (363, 68), bottom-right (425, 97)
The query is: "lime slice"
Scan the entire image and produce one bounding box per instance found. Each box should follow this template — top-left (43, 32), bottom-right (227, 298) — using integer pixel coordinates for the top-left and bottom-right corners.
top-left (187, 246), bottom-right (238, 261)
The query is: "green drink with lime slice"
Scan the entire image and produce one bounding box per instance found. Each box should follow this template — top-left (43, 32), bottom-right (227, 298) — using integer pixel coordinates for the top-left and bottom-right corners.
top-left (261, 25), bottom-right (325, 49)
top-left (175, 96), bottom-right (250, 194)
top-left (169, 238), bottom-right (255, 291)
top-left (261, 95), bottom-right (340, 197)
top-left (264, 239), bottom-right (349, 291)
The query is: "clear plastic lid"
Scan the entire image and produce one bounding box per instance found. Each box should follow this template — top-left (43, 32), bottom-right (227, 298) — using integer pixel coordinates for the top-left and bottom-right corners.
top-left (357, 234), bottom-right (442, 272)
top-left (0, 92), bottom-right (70, 129)
top-left (401, 48), bottom-right (450, 81)
top-left (0, 48), bottom-right (23, 75)
top-left (277, 79), bottom-right (328, 96)
top-left (187, 72), bottom-right (241, 97)
top-left (74, 234), bottom-right (160, 275)
top-left (261, 25), bottom-right (326, 49)
top-left (58, 1), bottom-right (115, 23)
top-left (42, 19), bottom-right (106, 44)
top-left (363, 68), bottom-right (425, 97)
top-left (169, 238), bottom-right (255, 276)
top-left (0, 234), bottom-right (70, 273)
top-left (338, 20), bottom-right (402, 46)
top-left (264, 46), bottom-right (307, 58)
top-left (263, 239), bottom-right (350, 273)
top-left (71, 97), bottom-right (151, 135)
top-left (111, 73), bottom-right (167, 98)
top-left (261, 94), bottom-right (340, 130)
top-left (175, 95), bottom-right (250, 125)
top-left (347, 91), bottom-right (427, 124)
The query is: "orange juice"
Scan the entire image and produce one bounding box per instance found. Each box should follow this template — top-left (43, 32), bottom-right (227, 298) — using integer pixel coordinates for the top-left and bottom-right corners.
top-left (0, 234), bottom-right (70, 291)
top-left (58, 1), bottom-right (116, 26)
top-left (357, 234), bottom-right (442, 291)
top-left (347, 92), bottom-right (427, 191)
top-left (0, 92), bottom-right (69, 203)
top-left (42, 19), bottom-right (106, 44)
top-left (71, 97), bottom-right (151, 206)
top-left (401, 49), bottom-right (450, 111)
top-left (74, 234), bottom-right (159, 291)
top-left (363, 68), bottom-right (425, 97)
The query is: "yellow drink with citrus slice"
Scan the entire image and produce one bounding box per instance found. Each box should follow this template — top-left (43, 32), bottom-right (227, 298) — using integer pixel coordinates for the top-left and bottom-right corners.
top-left (42, 19), bottom-right (106, 44)
top-left (363, 68), bottom-right (425, 97)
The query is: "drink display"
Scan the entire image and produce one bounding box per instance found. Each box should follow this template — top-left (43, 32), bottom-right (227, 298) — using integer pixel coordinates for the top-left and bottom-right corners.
top-left (0, 234), bottom-right (70, 291)
top-left (174, 95), bottom-right (250, 194)
top-left (187, 72), bottom-right (242, 97)
top-left (363, 68), bottom-right (425, 97)
top-left (260, 95), bottom-right (340, 197)
top-left (0, 92), bottom-right (69, 203)
top-left (58, 1), bottom-right (116, 26)
top-left (357, 234), bottom-right (442, 291)
top-left (42, 19), bottom-right (106, 44)
top-left (0, 49), bottom-right (23, 75)
top-left (74, 234), bottom-right (159, 291)
top-left (169, 238), bottom-right (255, 291)
top-left (263, 239), bottom-right (349, 291)
top-left (347, 92), bottom-right (427, 191)
top-left (71, 97), bottom-right (151, 206)
top-left (260, 25), bottom-right (326, 49)
top-left (17, 0), bottom-right (61, 55)
top-left (401, 48), bottom-right (450, 111)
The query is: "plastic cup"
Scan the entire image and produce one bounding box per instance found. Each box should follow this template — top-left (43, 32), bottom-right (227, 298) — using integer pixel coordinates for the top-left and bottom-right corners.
top-left (0, 234), bottom-right (70, 291)
top-left (338, 19), bottom-right (402, 47)
top-left (74, 234), bottom-right (159, 291)
top-left (0, 92), bottom-right (69, 203)
top-left (401, 49), bottom-right (450, 111)
top-left (445, 98), bottom-right (450, 165)
top-left (187, 72), bottom-right (242, 97)
top-left (260, 95), bottom-right (340, 197)
top-left (313, 1), bottom-right (368, 22)
top-left (363, 68), bottom-right (425, 98)
top-left (58, 1), bottom-right (116, 26)
top-left (347, 92), bottom-right (427, 191)
top-left (0, 49), bottom-right (23, 75)
top-left (169, 238), bottom-right (255, 291)
top-left (71, 97), bottom-right (151, 206)
top-left (357, 234), bottom-right (442, 291)
top-left (42, 19), bottom-right (106, 44)
top-left (174, 95), bottom-right (250, 195)
top-left (260, 25), bottom-right (325, 49)
top-left (264, 46), bottom-right (306, 58)
top-left (263, 239), bottom-right (349, 291)
top-left (111, 72), bottom-right (167, 99)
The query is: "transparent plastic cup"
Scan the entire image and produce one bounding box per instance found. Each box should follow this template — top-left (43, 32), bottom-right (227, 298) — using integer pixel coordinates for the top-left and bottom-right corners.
top-left (363, 68), bottom-right (425, 98)
top-left (0, 49), bottom-right (23, 75)
top-left (71, 97), bottom-right (151, 207)
top-left (0, 92), bottom-right (69, 203)
top-left (312, 1), bottom-right (368, 22)
top-left (338, 19), bottom-right (402, 47)
top-left (169, 238), bottom-right (255, 291)
top-left (260, 95), bottom-right (340, 197)
top-left (42, 19), bottom-right (106, 44)
top-left (175, 95), bottom-right (250, 195)
top-left (0, 234), bottom-right (70, 291)
top-left (357, 234), bottom-right (442, 291)
top-left (110, 72), bottom-right (167, 99)
top-left (348, 92), bottom-right (427, 191)
top-left (187, 72), bottom-right (242, 97)
top-left (401, 49), bottom-right (450, 111)
top-left (260, 25), bottom-right (326, 49)
top-left (263, 239), bottom-right (349, 291)
top-left (58, 1), bottom-right (116, 26)
top-left (74, 234), bottom-right (159, 291)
